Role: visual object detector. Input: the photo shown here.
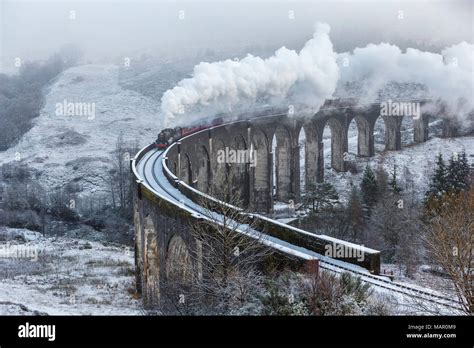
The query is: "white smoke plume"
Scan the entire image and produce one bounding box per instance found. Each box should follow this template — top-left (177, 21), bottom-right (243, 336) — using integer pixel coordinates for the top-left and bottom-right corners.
top-left (161, 22), bottom-right (473, 128)
top-left (161, 23), bottom-right (339, 126)
top-left (338, 41), bottom-right (474, 127)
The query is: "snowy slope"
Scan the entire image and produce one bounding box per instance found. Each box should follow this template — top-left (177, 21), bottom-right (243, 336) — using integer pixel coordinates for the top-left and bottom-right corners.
top-left (296, 117), bottom-right (474, 203)
top-left (0, 64), bottom-right (162, 195)
top-left (320, 135), bottom-right (474, 203)
top-left (0, 227), bottom-right (141, 315)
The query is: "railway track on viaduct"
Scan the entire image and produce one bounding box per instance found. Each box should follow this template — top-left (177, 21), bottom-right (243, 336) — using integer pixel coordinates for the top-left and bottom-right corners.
top-left (132, 107), bottom-right (463, 312)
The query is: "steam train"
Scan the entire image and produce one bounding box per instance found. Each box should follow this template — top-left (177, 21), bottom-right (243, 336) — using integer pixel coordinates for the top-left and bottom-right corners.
top-left (154, 105), bottom-right (287, 149)
top-left (155, 117), bottom-right (223, 149)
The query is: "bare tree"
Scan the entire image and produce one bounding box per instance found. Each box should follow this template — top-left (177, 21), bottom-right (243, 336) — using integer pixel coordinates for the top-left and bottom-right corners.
top-left (109, 133), bottom-right (138, 216)
top-left (367, 190), bottom-right (422, 277)
top-left (163, 184), bottom-right (272, 314)
top-left (423, 190), bottom-right (474, 315)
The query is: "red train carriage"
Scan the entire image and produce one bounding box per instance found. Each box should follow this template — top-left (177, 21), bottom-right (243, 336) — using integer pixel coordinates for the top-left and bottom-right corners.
top-left (155, 116), bottom-right (223, 149)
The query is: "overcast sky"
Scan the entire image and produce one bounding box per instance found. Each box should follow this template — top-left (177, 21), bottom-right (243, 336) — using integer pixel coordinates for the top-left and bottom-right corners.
top-left (0, 0), bottom-right (472, 72)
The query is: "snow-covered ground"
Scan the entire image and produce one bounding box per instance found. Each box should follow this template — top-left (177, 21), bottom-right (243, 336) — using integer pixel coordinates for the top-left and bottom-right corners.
top-left (298, 118), bottom-right (474, 203)
top-left (0, 227), bottom-right (141, 315)
top-left (376, 264), bottom-right (462, 315)
top-left (269, 113), bottom-right (473, 209)
top-left (0, 65), bottom-right (161, 315)
top-left (323, 135), bottom-right (473, 203)
top-left (0, 63), bottom-right (470, 315)
top-left (0, 64), bottom-right (162, 195)
top-left (383, 263), bottom-right (456, 296)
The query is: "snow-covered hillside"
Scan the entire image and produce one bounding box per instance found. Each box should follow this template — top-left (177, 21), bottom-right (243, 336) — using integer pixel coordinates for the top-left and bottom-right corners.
top-left (296, 117), bottom-right (474, 204)
top-left (2, 62), bottom-right (471, 204)
top-left (0, 64), bottom-right (162, 195)
top-left (320, 135), bottom-right (474, 203)
top-left (0, 227), bottom-right (141, 315)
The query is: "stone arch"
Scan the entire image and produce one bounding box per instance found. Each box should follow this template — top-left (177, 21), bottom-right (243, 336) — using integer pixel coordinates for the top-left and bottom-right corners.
top-left (441, 118), bottom-right (459, 138)
top-left (373, 115), bottom-right (387, 152)
top-left (231, 133), bottom-right (247, 151)
top-left (272, 126), bottom-right (292, 202)
top-left (322, 117), bottom-right (348, 173)
top-left (133, 209), bottom-right (143, 293)
top-left (250, 127), bottom-right (271, 212)
top-left (196, 146), bottom-right (210, 193)
top-left (211, 138), bottom-right (228, 196)
top-left (381, 115), bottom-right (403, 150)
top-left (348, 115), bottom-right (375, 157)
top-left (301, 122), bottom-right (324, 188)
top-left (165, 235), bottom-right (192, 284)
top-left (298, 126), bottom-right (306, 192)
top-left (400, 113), bottom-right (421, 147)
top-left (229, 134), bottom-right (249, 206)
top-left (143, 215), bottom-right (160, 305)
top-left (179, 153), bottom-right (192, 184)
top-left (414, 113), bottom-right (430, 142)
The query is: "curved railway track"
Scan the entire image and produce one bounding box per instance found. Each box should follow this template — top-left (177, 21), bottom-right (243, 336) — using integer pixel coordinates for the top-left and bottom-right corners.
top-left (134, 145), bottom-right (462, 312)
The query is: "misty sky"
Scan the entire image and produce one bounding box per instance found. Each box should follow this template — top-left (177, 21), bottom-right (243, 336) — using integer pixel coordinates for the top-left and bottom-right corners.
top-left (0, 0), bottom-right (472, 73)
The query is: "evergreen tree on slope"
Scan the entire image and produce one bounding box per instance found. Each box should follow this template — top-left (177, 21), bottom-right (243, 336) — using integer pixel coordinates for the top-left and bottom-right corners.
top-left (360, 165), bottom-right (378, 214)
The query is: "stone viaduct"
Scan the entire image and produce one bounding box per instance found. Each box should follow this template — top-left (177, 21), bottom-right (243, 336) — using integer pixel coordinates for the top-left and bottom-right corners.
top-left (166, 99), bottom-right (455, 212)
top-left (132, 98), bottom-right (455, 308)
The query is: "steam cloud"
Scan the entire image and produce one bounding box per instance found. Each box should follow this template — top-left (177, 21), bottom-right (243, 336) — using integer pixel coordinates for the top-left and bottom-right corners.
top-left (338, 41), bottom-right (474, 127)
top-left (161, 23), bottom-right (339, 126)
top-left (161, 23), bottom-right (473, 128)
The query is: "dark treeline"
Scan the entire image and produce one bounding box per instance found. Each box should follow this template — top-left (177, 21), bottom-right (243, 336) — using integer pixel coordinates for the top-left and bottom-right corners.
top-left (0, 134), bottom-right (137, 245)
top-left (0, 47), bottom-right (81, 151)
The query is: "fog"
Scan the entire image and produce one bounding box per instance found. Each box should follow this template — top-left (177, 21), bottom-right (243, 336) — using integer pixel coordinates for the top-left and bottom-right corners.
top-left (1, 0), bottom-right (472, 73)
top-left (162, 23), bottom-right (473, 127)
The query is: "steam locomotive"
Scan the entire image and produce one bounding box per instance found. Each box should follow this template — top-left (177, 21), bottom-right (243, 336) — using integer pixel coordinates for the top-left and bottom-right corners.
top-left (155, 117), bottom-right (223, 149)
top-left (154, 105), bottom-right (286, 150)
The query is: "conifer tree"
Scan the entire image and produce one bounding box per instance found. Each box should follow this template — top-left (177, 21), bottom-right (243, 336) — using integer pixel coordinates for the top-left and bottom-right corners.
top-left (347, 186), bottom-right (366, 241)
top-left (360, 165), bottom-right (378, 211)
top-left (447, 151), bottom-right (470, 193)
top-left (426, 153), bottom-right (447, 199)
top-left (375, 165), bottom-right (388, 197)
top-left (389, 164), bottom-right (402, 194)
top-left (304, 182), bottom-right (339, 212)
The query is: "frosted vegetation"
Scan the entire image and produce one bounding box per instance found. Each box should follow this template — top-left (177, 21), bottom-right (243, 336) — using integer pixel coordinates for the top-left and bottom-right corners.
top-left (0, 227), bottom-right (140, 315)
top-left (0, 45), bottom-right (472, 315)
